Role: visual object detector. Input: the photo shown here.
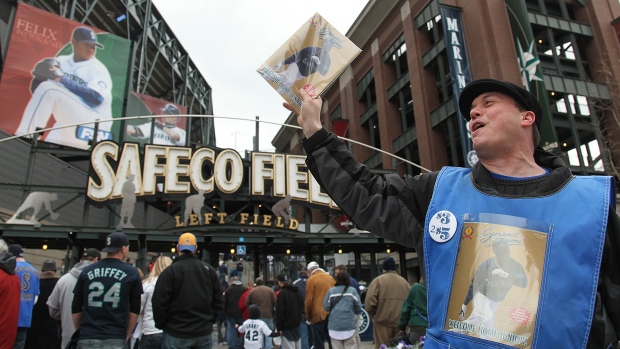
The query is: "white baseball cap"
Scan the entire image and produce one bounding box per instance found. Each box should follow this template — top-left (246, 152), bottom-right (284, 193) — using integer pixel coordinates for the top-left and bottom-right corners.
top-left (307, 261), bottom-right (319, 270)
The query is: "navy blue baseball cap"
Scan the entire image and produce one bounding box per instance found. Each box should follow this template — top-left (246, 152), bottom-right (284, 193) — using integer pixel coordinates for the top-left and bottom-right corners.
top-left (72, 27), bottom-right (104, 48)
top-left (83, 248), bottom-right (101, 260)
top-left (102, 232), bottom-right (129, 253)
top-left (162, 104), bottom-right (181, 115)
top-left (8, 244), bottom-right (23, 257)
top-left (458, 79), bottom-right (543, 130)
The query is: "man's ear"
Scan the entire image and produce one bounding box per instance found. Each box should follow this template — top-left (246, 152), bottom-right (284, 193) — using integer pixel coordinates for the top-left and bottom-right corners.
top-left (522, 110), bottom-right (536, 127)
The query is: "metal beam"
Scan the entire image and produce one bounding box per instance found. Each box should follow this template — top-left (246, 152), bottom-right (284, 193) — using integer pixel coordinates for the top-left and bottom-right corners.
top-left (0, 184), bottom-right (86, 193)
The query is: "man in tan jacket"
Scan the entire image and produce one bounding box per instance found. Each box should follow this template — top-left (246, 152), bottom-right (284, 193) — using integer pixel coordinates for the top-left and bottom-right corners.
top-left (305, 261), bottom-right (335, 349)
top-left (245, 277), bottom-right (276, 349)
top-left (365, 257), bottom-right (410, 349)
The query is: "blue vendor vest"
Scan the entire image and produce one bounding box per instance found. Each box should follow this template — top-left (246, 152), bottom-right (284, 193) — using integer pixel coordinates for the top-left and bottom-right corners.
top-left (423, 167), bottom-right (611, 349)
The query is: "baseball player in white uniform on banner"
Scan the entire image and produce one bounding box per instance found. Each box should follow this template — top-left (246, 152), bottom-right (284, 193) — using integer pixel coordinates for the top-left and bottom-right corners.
top-left (16, 26), bottom-right (113, 149)
top-left (126, 103), bottom-right (187, 146)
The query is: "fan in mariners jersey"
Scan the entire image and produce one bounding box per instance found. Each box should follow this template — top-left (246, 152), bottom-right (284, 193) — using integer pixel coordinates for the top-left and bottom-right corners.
top-left (16, 26), bottom-right (113, 150)
top-left (71, 232), bottom-right (142, 348)
top-left (237, 305), bottom-right (281, 349)
top-left (126, 103), bottom-right (187, 146)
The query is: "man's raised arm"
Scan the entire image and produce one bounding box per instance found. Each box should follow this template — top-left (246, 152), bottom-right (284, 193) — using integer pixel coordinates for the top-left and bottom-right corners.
top-left (283, 88), bottom-right (323, 139)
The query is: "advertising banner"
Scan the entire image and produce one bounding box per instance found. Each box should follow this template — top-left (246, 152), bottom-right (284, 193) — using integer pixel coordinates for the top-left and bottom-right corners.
top-left (124, 92), bottom-right (188, 147)
top-left (440, 6), bottom-right (475, 167)
top-left (0, 3), bottom-right (131, 149)
top-left (257, 12), bottom-right (361, 115)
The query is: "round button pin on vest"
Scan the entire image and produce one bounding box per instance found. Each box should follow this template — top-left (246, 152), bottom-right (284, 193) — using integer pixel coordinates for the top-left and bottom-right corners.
top-left (428, 210), bottom-right (458, 243)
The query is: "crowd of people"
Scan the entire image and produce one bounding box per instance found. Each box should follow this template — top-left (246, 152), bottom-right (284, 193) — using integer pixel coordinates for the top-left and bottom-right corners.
top-left (181, 254), bottom-right (425, 349)
top-left (0, 231), bottom-right (429, 349)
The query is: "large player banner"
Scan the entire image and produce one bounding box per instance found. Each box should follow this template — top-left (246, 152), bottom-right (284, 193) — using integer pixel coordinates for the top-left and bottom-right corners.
top-left (0, 3), bottom-right (131, 150)
top-left (123, 92), bottom-right (188, 147)
top-left (440, 6), bottom-right (476, 167)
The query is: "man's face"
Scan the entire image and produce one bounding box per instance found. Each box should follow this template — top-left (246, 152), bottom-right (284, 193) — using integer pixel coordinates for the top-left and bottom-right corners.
top-left (468, 92), bottom-right (524, 157)
top-left (72, 39), bottom-right (97, 62)
top-left (163, 116), bottom-right (179, 125)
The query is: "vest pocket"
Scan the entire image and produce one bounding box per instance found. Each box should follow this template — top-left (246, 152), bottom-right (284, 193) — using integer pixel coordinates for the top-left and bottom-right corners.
top-left (424, 332), bottom-right (462, 348)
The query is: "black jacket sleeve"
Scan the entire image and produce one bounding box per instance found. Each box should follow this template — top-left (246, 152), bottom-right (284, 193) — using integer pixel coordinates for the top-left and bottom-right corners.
top-left (209, 265), bottom-right (224, 318)
top-left (275, 291), bottom-right (286, 329)
top-left (152, 267), bottom-right (172, 329)
top-left (303, 128), bottom-right (436, 276)
top-left (589, 206), bottom-right (620, 348)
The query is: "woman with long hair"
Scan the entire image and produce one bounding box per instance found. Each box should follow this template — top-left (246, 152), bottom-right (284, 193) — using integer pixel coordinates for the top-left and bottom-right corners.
top-left (139, 256), bottom-right (172, 348)
top-left (322, 270), bottom-right (362, 349)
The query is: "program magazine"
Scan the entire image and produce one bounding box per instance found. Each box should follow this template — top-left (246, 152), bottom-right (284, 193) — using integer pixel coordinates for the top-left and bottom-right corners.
top-left (257, 13), bottom-right (362, 114)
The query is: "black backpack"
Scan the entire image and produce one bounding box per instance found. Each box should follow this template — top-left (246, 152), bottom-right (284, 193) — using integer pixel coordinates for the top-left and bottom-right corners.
top-left (236, 262), bottom-right (244, 271)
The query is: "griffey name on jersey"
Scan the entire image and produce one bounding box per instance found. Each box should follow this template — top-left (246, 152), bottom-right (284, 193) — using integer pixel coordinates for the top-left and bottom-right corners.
top-left (87, 267), bottom-right (129, 281)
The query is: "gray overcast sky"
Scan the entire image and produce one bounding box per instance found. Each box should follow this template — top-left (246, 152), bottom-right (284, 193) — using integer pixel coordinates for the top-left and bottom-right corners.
top-left (151, 0), bottom-right (369, 153)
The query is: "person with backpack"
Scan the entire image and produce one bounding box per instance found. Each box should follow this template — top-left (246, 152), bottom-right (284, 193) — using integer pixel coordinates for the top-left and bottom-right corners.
top-left (322, 270), bottom-right (362, 349)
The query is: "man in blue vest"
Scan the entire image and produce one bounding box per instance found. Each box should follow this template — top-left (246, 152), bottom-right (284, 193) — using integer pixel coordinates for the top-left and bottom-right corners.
top-left (285, 79), bottom-right (620, 348)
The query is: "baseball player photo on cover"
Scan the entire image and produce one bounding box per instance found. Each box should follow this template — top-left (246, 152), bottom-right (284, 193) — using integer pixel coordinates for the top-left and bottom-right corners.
top-left (0, 3), bottom-right (131, 150)
top-left (444, 213), bottom-right (549, 349)
top-left (257, 13), bottom-right (361, 115)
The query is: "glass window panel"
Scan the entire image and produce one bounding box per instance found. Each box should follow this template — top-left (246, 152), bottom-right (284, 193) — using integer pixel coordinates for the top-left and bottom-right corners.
top-left (567, 148), bottom-right (580, 167)
top-left (556, 99), bottom-right (567, 113)
top-left (567, 94), bottom-right (576, 114)
top-left (576, 95), bottom-right (590, 115)
top-left (562, 42), bottom-right (575, 60)
top-left (568, 140), bottom-right (604, 171)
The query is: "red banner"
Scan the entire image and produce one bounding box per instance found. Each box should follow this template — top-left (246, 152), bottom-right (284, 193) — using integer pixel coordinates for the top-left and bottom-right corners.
top-left (124, 92), bottom-right (188, 146)
top-left (0, 3), bottom-right (131, 149)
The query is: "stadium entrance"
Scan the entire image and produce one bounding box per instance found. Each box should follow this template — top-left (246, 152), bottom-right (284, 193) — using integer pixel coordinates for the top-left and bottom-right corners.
top-left (0, 135), bottom-right (419, 285)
